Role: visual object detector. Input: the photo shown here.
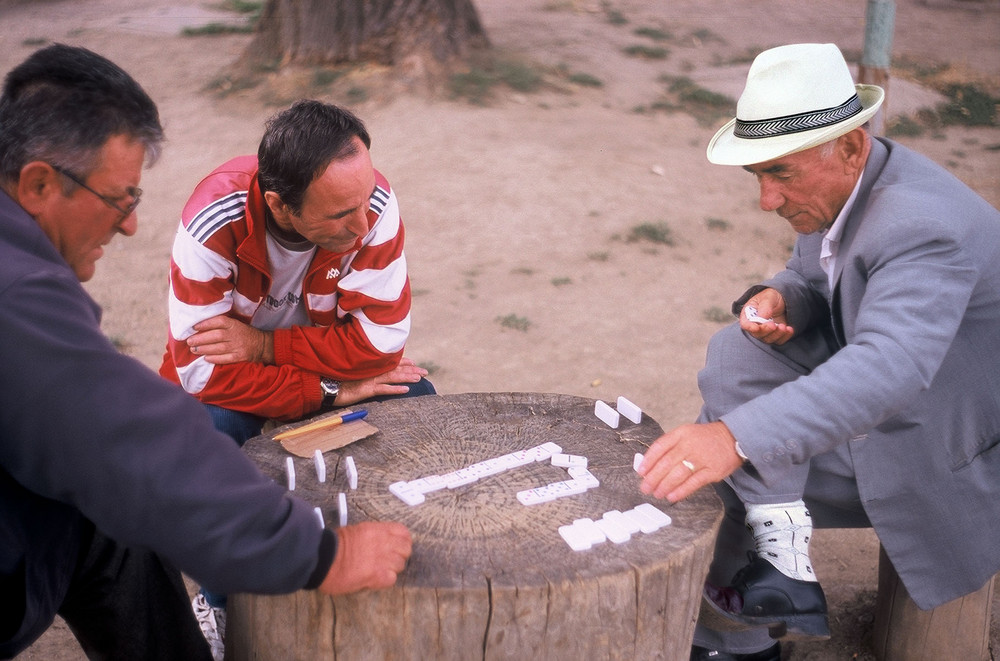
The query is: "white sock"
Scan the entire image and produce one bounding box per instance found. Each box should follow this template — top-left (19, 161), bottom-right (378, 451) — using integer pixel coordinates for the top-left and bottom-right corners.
top-left (745, 499), bottom-right (817, 582)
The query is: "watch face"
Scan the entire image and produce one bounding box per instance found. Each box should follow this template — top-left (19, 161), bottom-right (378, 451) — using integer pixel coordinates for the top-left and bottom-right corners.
top-left (321, 378), bottom-right (339, 397)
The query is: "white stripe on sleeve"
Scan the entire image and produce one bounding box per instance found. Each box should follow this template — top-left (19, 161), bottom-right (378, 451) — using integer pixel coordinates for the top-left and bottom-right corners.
top-left (337, 254), bottom-right (408, 302)
top-left (348, 309), bottom-right (410, 354)
top-left (168, 287), bottom-right (233, 341)
top-left (172, 225), bottom-right (237, 283)
top-left (174, 356), bottom-right (216, 395)
top-left (365, 190), bottom-right (400, 247)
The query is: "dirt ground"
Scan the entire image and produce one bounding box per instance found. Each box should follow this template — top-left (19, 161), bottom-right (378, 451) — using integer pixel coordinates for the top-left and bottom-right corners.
top-left (3, 0), bottom-right (998, 659)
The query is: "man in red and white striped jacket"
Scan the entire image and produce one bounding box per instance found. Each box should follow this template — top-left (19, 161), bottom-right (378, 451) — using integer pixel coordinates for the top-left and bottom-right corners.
top-left (161, 100), bottom-right (433, 425)
top-left (159, 100), bottom-right (433, 657)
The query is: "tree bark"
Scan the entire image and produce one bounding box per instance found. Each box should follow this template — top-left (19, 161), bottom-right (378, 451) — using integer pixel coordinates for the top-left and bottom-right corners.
top-left (246, 0), bottom-right (489, 67)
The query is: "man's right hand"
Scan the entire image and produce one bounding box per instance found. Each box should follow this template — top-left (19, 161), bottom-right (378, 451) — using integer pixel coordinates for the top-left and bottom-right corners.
top-left (741, 288), bottom-right (794, 345)
top-left (318, 521), bottom-right (412, 596)
top-left (332, 357), bottom-right (429, 406)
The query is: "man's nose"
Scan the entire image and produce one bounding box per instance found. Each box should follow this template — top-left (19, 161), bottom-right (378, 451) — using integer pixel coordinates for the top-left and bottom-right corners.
top-left (347, 208), bottom-right (369, 237)
top-left (758, 180), bottom-right (784, 212)
top-left (117, 210), bottom-right (138, 237)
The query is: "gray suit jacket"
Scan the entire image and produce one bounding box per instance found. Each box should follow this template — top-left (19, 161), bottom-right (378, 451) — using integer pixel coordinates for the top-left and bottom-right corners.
top-left (721, 138), bottom-right (1000, 609)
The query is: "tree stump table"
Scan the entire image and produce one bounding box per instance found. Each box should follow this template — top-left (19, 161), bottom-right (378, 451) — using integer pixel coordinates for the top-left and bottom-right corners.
top-left (228, 392), bottom-right (723, 661)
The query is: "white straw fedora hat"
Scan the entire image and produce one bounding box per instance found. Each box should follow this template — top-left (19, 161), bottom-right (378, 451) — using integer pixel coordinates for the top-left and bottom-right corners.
top-left (706, 43), bottom-right (884, 166)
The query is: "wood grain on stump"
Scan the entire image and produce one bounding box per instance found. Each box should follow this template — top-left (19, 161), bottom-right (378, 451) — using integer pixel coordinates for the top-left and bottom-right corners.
top-left (229, 392), bottom-right (723, 661)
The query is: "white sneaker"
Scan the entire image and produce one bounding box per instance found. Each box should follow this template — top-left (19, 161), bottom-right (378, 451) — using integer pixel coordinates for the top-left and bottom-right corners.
top-left (192, 592), bottom-right (226, 661)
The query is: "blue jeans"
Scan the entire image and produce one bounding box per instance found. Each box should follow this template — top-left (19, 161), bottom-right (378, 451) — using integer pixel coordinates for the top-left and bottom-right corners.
top-left (200, 377), bottom-right (436, 608)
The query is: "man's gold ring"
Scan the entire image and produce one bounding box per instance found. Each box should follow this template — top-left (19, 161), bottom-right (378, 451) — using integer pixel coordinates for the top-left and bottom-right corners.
top-left (682, 460), bottom-right (696, 472)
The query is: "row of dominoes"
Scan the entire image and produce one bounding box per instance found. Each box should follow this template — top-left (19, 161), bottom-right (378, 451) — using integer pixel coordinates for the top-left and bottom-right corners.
top-left (286, 450), bottom-right (358, 491)
top-left (558, 503), bottom-right (672, 551)
top-left (594, 396), bottom-right (643, 429)
top-left (516, 463), bottom-right (600, 505)
top-left (387, 441), bottom-right (566, 506)
top-left (285, 451), bottom-right (354, 529)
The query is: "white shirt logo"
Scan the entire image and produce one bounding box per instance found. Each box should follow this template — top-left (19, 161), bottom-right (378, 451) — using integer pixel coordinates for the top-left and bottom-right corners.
top-left (326, 267), bottom-right (340, 279)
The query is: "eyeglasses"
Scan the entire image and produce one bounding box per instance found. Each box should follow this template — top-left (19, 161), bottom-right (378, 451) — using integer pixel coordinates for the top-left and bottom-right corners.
top-left (52, 164), bottom-right (142, 222)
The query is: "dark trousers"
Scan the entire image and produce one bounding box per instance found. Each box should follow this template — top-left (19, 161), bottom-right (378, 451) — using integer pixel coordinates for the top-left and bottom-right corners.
top-left (4, 520), bottom-right (211, 660)
top-left (692, 323), bottom-right (869, 654)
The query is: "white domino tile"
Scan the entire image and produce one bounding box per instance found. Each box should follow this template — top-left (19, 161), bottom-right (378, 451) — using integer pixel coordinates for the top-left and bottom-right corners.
top-left (744, 305), bottom-right (772, 323)
top-left (551, 453), bottom-right (588, 469)
top-left (338, 492), bottom-right (348, 526)
top-left (314, 449), bottom-right (326, 483)
top-left (603, 509), bottom-right (641, 535)
top-left (633, 452), bottom-right (644, 473)
top-left (468, 460), bottom-right (502, 478)
top-left (634, 503), bottom-right (672, 527)
top-left (314, 507), bottom-right (324, 529)
top-left (596, 515), bottom-right (632, 544)
top-left (624, 503), bottom-right (672, 533)
top-left (622, 507), bottom-right (661, 534)
top-left (345, 456), bottom-right (358, 490)
top-left (570, 470), bottom-right (599, 490)
top-left (572, 518), bottom-right (607, 546)
top-left (559, 524), bottom-right (594, 551)
top-left (560, 479), bottom-right (589, 496)
top-left (531, 442), bottom-right (563, 462)
top-left (445, 467), bottom-right (479, 489)
top-left (594, 400), bottom-right (620, 428)
top-left (408, 475), bottom-right (448, 494)
top-left (558, 504), bottom-right (672, 552)
top-left (506, 450), bottom-right (535, 466)
top-left (285, 457), bottom-right (296, 491)
top-left (389, 480), bottom-right (425, 506)
top-left (616, 396), bottom-right (642, 424)
top-left (517, 488), bottom-right (554, 506)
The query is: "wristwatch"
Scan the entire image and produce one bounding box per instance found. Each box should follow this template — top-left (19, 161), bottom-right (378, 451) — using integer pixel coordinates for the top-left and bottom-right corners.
top-left (320, 377), bottom-right (340, 408)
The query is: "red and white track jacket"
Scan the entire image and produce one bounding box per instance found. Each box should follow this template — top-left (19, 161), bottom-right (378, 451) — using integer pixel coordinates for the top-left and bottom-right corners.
top-left (159, 156), bottom-right (410, 420)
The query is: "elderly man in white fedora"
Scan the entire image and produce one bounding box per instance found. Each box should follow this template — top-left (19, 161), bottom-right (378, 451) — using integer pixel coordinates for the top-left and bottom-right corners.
top-left (636, 43), bottom-right (1000, 661)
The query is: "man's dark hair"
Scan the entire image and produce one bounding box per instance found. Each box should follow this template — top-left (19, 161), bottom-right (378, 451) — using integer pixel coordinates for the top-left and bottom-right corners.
top-left (257, 100), bottom-right (372, 214)
top-left (0, 43), bottom-right (164, 186)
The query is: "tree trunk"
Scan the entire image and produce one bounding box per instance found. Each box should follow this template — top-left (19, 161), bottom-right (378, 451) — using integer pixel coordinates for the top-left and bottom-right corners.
top-left (873, 545), bottom-right (994, 661)
top-left (229, 392), bottom-right (724, 660)
top-left (246, 0), bottom-right (490, 67)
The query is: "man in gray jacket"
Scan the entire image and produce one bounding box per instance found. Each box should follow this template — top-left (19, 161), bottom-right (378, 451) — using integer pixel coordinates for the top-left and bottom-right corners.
top-left (0, 44), bottom-right (411, 660)
top-left (637, 43), bottom-right (1000, 661)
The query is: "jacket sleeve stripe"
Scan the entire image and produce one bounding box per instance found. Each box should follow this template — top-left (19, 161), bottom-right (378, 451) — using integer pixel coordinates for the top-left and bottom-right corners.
top-left (174, 354), bottom-right (215, 394)
top-left (172, 227), bottom-right (237, 283)
top-left (187, 192), bottom-right (248, 244)
top-left (348, 309), bottom-right (411, 354)
top-left (368, 184), bottom-right (390, 219)
top-left (168, 290), bottom-right (233, 343)
top-left (337, 254), bottom-right (408, 302)
top-left (364, 187), bottom-right (399, 248)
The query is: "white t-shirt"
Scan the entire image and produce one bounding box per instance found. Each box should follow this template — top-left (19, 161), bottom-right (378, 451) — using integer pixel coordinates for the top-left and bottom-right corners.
top-left (252, 231), bottom-right (316, 331)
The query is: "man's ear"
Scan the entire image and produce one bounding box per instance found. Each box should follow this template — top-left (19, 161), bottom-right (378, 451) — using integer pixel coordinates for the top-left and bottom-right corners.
top-left (838, 128), bottom-right (870, 174)
top-left (263, 190), bottom-right (288, 220)
top-left (16, 161), bottom-right (61, 216)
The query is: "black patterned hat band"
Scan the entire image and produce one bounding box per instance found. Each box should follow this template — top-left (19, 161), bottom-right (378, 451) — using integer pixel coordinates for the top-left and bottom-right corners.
top-left (733, 94), bottom-right (863, 139)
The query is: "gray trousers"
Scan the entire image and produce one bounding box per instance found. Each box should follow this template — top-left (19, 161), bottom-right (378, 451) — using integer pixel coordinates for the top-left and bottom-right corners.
top-left (691, 323), bottom-right (871, 654)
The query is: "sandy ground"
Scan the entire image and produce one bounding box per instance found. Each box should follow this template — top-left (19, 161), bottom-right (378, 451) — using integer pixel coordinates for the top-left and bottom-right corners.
top-left (3, 0), bottom-right (998, 658)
